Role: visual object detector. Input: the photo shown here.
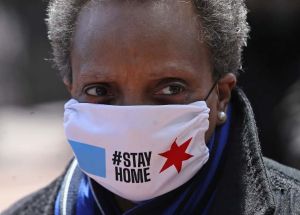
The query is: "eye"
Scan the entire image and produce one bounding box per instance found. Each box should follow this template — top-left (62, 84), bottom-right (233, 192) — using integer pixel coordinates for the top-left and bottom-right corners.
top-left (84, 84), bottom-right (113, 97)
top-left (155, 83), bottom-right (186, 96)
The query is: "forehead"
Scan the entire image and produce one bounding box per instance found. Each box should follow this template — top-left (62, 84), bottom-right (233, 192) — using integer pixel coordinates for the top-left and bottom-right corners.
top-left (76, 0), bottom-right (200, 35)
top-left (71, 0), bottom-right (211, 75)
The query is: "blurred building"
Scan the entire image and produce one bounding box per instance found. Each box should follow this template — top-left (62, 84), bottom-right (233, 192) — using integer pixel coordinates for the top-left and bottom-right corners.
top-left (0, 0), bottom-right (68, 106)
top-left (241, 0), bottom-right (300, 167)
top-left (0, 5), bottom-right (28, 105)
top-left (276, 78), bottom-right (300, 169)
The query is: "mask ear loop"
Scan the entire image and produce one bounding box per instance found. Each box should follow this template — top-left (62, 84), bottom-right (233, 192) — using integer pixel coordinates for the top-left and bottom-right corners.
top-left (204, 75), bottom-right (221, 101)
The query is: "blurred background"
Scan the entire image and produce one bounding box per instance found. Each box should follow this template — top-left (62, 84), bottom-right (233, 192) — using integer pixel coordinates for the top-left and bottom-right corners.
top-left (0, 0), bottom-right (300, 212)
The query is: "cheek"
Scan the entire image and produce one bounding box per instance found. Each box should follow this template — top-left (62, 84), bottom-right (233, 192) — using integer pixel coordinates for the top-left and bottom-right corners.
top-left (204, 94), bottom-right (218, 143)
top-left (70, 83), bottom-right (80, 99)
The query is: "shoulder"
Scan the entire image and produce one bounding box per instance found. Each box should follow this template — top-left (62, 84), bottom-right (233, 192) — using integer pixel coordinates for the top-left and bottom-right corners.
top-left (264, 157), bottom-right (300, 190)
top-left (1, 175), bottom-right (63, 215)
top-left (264, 157), bottom-right (300, 181)
top-left (263, 157), bottom-right (300, 214)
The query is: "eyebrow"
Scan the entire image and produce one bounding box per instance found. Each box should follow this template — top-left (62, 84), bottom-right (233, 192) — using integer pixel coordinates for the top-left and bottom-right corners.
top-left (77, 65), bottom-right (118, 82)
top-left (79, 72), bottom-right (116, 80)
top-left (149, 61), bottom-right (200, 79)
top-left (77, 61), bottom-right (200, 81)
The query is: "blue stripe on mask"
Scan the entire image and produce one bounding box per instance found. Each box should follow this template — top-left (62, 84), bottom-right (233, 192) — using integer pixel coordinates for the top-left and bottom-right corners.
top-left (68, 140), bottom-right (106, 178)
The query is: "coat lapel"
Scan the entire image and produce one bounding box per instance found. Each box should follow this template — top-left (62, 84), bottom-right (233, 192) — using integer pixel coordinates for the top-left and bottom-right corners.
top-left (208, 88), bottom-right (275, 215)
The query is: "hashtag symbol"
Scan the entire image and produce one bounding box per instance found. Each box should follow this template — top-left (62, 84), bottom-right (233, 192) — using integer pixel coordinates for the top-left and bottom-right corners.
top-left (112, 151), bottom-right (122, 166)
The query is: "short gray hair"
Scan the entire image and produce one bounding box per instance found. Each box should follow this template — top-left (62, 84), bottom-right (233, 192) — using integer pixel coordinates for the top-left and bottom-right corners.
top-left (46, 0), bottom-right (249, 83)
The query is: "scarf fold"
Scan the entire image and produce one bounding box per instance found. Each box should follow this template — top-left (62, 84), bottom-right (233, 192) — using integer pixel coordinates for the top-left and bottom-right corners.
top-left (55, 105), bottom-right (232, 215)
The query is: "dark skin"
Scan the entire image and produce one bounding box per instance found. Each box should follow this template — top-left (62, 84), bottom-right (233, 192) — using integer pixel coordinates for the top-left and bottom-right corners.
top-left (66, 0), bottom-right (236, 211)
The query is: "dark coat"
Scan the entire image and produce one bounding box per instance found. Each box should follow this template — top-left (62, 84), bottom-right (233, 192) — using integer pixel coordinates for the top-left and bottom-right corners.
top-left (3, 89), bottom-right (300, 215)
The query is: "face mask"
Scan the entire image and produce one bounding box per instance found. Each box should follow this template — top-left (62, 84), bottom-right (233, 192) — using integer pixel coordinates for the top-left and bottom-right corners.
top-left (64, 100), bottom-right (210, 201)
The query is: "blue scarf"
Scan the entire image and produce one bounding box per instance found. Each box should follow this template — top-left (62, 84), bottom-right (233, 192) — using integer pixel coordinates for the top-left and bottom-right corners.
top-left (55, 105), bottom-right (231, 215)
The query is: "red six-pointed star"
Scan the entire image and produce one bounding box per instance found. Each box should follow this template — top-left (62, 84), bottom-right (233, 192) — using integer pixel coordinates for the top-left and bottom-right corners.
top-left (159, 137), bottom-right (193, 173)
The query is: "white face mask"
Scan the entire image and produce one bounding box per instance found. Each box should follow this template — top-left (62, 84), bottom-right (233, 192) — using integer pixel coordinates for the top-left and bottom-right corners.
top-left (64, 99), bottom-right (210, 202)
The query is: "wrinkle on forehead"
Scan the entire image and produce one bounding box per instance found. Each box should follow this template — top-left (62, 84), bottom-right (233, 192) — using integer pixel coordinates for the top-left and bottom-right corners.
top-left (73, 0), bottom-right (206, 57)
top-left (80, 0), bottom-right (201, 38)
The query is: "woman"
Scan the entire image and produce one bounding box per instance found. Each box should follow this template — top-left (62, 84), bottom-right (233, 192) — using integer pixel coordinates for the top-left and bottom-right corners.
top-left (4, 0), bottom-right (300, 214)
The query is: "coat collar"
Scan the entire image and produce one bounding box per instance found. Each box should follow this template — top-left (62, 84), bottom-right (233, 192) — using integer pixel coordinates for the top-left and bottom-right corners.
top-left (209, 88), bottom-right (275, 215)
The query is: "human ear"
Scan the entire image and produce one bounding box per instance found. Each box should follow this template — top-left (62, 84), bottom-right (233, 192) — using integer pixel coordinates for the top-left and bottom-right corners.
top-left (216, 73), bottom-right (236, 124)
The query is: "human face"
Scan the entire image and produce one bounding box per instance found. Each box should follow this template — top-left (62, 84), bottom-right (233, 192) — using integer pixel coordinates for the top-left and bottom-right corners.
top-left (68, 0), bottom-right (236, 141)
